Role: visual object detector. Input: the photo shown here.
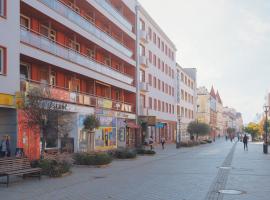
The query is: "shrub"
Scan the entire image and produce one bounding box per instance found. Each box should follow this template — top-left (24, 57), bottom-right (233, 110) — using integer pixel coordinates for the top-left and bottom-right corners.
top-left (38, 157), bottom-right (72, 177)
top-left (115, 149), bottom-right (137, 159)
top-left (74, 152), bottom-right (112, 166)
top-left (136, 149), bottom-right (156, 155)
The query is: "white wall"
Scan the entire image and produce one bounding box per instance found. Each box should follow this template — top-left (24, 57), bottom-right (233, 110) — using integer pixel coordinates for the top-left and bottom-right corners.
top-left (0, 0), bottom-right (20, 95)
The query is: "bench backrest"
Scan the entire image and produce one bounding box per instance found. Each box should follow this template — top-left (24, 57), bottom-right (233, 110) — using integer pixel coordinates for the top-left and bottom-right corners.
top-left (0, 157), bottom-right (31, 173)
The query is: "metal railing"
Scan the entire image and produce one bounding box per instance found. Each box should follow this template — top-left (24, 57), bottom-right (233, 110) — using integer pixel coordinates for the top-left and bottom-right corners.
top-left (94, 0), bottom-right (133, 31)
top-left (20, 79), bottom-right (135, 113)
top-left (20, 27), bottom-right (134, 85)
top-left (39, 0), bottom-right (133, 58)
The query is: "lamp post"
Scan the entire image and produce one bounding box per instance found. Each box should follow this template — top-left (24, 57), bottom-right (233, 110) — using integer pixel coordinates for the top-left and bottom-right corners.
top-left (176, 115), bottom-right (181, 148)
top-left (263, 105), bottom-right (269, 154)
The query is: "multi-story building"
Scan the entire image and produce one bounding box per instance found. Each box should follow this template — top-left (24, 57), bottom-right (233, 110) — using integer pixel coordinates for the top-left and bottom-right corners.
top-left (176, 64), bottom-right (197, 141)
top-left (209, 86), bottom-right (217, 139)
top-left (215, 91), bottom-right (224, 136)
top-left (136, 4), bottom-right (177, 143)
top-left (223, 107), bottom-right (243, 134)
top-left (197, 86), bottom-right (210, 125)
top-left (197, 86), bottom-right (219, 139)
top-left (1, 0), bottom-right (139, 159)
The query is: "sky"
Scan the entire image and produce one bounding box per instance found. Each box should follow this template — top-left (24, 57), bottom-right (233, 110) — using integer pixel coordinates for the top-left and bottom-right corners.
top-left (139, 0), bottom-right (270, 124)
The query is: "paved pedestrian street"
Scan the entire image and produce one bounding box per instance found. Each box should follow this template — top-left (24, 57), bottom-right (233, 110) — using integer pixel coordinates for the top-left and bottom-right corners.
top-left (1, 140), bottom-right (270, 200)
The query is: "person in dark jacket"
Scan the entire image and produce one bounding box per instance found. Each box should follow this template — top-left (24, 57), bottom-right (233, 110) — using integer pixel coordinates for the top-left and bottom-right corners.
top-left (243, 134), bottom-right (248, 151)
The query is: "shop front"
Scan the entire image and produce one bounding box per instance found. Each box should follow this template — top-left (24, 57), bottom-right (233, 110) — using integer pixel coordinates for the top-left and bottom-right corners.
top-left (0, 93), bottom-right (17, 157)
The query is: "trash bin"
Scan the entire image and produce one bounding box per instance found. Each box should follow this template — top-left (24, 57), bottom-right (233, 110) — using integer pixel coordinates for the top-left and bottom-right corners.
top-left (263, 143), bottom-right (268, 154)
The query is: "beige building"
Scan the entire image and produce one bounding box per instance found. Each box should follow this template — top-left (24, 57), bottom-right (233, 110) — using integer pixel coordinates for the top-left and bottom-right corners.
top-left (197, 87), bottom-right (210, 124)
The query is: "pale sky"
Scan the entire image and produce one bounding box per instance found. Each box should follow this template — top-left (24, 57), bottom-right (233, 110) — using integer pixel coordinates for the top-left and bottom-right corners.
top-left (139, 0), bottom-right (270, 123)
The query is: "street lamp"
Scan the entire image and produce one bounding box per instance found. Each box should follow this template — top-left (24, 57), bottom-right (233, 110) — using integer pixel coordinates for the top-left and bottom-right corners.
top-left (263, 105), bottom-right (269, 154)
top-left (176, 115), bottom-right (181, 148)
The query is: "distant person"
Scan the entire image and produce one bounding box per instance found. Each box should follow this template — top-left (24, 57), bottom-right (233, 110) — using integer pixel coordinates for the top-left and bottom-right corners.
top-left (225, 135), bottom-right (228, 141)
top-left (149, 136), bottom-right (154, 150)
top-left (243, 134), bottom-right (248, 151)
top-left (161, 137), bottom-right (166, 149)
top-left (0, 136), bottom-right (10, 157)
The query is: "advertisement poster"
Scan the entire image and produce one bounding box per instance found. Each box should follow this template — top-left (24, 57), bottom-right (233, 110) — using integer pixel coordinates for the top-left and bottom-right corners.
top-left (95, 127), bottom-right (117, 150)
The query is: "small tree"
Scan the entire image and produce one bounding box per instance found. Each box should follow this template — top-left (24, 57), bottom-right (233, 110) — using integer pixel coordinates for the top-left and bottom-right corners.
top-left (187, 121), bottom-right (211, 140)
top-left (83, 114), bottom-right (100, 152)
top-left (244, 122), bottom-right (260, 141)
top-left (22, 86), bottom-right (72, 156)
top-left (83, 114), bottom-right (100, 132)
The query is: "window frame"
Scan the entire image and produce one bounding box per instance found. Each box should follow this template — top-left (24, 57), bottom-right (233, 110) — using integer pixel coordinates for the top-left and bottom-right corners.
top-left (0, 0), bottom-right (6, 18)
top-left (0, 46), bottom-right (7, 75)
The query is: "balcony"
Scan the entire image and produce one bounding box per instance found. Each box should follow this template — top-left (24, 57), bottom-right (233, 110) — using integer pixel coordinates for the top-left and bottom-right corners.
top-left (39, 0), bottom-right (133, 58)
top-left (20, 79), bottom-right (135, 113)
top-left (140, 82), bottom-right (149, 92)
top-left (139, 30), bottom-right (148, 43)
top-left (20, 27), bottom-right (134, 85)
top-left (94, 0), bottom-right (133, 32)
top-left (139, 56), bottom-right (148, 67)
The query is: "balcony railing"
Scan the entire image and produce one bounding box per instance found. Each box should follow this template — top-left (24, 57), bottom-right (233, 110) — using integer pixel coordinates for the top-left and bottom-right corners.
top-left (20, 79), bottom-right (135, 113)
top-left (20, 27), bottom-right (134, 85)
top-left (39, 0), bottom-right (133, 58)
top-left (94, 0), bottom-right (133, 32)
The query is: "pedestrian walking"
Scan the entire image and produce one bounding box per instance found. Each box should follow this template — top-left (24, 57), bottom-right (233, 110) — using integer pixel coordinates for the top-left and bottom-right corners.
top-left (149, 136), bottom-right (154, 150)
top-left (243, 134), bottom-right (248, 151)
top-left (0, 136), bottom-right (9, 157)
top-left (225, 135), bottom-right (228, 141)
top-left (161, 137), bottom-right (166, 149)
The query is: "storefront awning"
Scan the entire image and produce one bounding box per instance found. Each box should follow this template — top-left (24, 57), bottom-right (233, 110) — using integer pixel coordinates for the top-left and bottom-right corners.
top-left (126, 121), bottom-right (140, 129)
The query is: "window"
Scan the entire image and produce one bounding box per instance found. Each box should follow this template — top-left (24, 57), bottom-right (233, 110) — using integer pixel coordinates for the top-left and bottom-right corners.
top-left (153, 77), bottom-right (157, 88)
top-left (148, 51), bottom-right (152, 63)
top-left (158, 79), bottom-right (161, 90)
top-left (181, 90), bottom-right (184, 100)
top-left (139, 69), bottom-right (145, 82)
top-left (0, 47), bottom-right (6, 75)
top-left (0, 0), bottom-right (6, 17)
top-left (162, 62), bottom-right (164, 72)
top-left (20, 15), bottom-right (30, 29)
top-left (154, 99), bottom-right (157, 110)
top-left (162, 82), bottom-right (164, 92)
top-left (158, 100), bottom-right (161, 111)
top-left (148, 27), bottom-right (152, 40)
top-left (161, 41), bottom-right (164, 52)
top-left (50, 70), bottom-right (56, 86)
top-left (86, 48), bottom-right (96, 59)
top-left (162, 102), bottom-right (165, 112)
top-left (149, 97), bottom-right (152, 109)
top-left (153, 32), bottom-right (156, 44)
top-left (158, 58), bottom-right (160, 69)
top-left (115, 89), bottom-right (121, 100)
top-left (172, 88), bottom-right (174, 97)
top-left (172, 105), bottom-right (174, 114)
top-left (68, 39), bottom-right (80, 52)
top-left (104, 55), bottom-right (111, 66)
top-left (158, 37), bottom-right (160, 48)
top-left (181, 73), bottom-right (184, 81)
top-left (139, 44), bottom-right (145, 56)
top-left (148, 74), bottom-right (152, 86)
top-left (40, 25), bottom-right (56, 41)
top-left (140, 95), bottom-right (145, 108)
top-left (139, 19), bottom-right (145, 30)
top-left (20, 63), bottom-right (29, 80)
top-left (181, 107), bottom-right (184, 117)
top-left (153, 54), bottom-right (156, 66)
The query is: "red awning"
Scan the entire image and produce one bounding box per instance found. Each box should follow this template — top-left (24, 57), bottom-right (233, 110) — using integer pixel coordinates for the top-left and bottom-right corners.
top-left (126, 121), bottom-right (140, 129)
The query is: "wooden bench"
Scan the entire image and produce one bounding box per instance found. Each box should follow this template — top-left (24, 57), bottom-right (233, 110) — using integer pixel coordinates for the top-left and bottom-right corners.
top-left (0, 157), bottom-right (42, 187)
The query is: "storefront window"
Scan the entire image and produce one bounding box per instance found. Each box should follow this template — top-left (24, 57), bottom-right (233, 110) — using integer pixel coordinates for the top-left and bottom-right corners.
top-left (0, 0), bottom-right (6, 17)
top-left (0, 47), bottom-right (4, 74)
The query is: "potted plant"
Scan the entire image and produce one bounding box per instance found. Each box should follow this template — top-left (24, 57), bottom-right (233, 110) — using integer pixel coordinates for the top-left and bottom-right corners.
top-left (83, 114), bottom-right (100, 152)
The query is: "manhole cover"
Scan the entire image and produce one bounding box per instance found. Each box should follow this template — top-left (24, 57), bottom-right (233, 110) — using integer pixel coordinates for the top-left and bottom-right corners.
top-left (93, 176), bottom-right (106, 179)
top-left (217, 166), bottom-right (232, 170)
top-left (218, 189), bottom-right (246, 195)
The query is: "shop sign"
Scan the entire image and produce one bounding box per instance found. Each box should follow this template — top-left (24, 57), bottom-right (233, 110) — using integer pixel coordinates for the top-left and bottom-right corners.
top-left (139, 116), bottom-right (156, 126)
top-left (156, 122), bottom-right (165, 128)
top-left (97, 98), bottom-right (112, 109)
top-left (0, 93), bottom-right (14, 107)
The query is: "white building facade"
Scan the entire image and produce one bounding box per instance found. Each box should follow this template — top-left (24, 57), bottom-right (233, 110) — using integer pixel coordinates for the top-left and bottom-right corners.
top-left (136, 4), bottom-right (177, 143)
